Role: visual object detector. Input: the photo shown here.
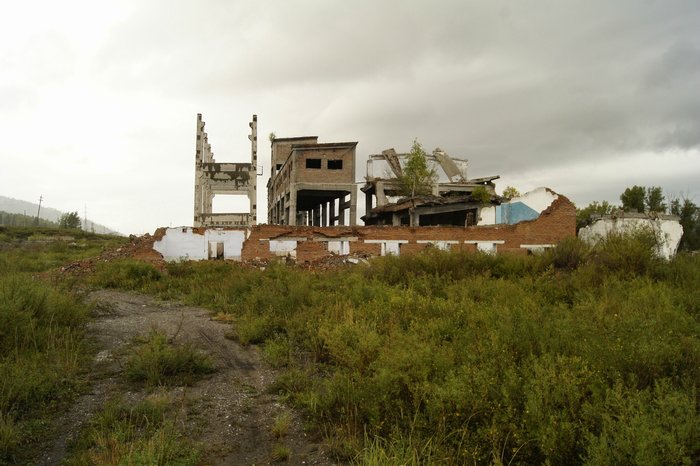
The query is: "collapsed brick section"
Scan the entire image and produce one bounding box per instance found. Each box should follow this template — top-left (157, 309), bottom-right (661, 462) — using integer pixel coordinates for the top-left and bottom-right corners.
top-left (239, 194), bottom-right (575, 261)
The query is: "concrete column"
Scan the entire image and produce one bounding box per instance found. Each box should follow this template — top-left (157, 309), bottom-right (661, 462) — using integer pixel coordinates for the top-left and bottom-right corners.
top-left (288, 189), bottom-right (297, 226)
top-left (376, 181), bottom-right (388, 206)
top-left (410, 208), bottom-right (420, 227)
top-left (193, 179), bottom-right (202, 227)
top-left (322, 202), bottom-right (328, 227)
top-left (329, 199), bottom-right (337, 226)
top-left (338, 195), bottom-right (346, 226)
top-left (349, 185), bottom-right (358, 226)
top-left (313, 205), bottom-right (321, 226)
top-left (206, 188), bottom-right (213, 215)
top-left (248, 114), bottom-right (258, 225)
top-left (365, 190), bottom-right (372, 218)
top-left (194, 114), bottom-right (204, 227)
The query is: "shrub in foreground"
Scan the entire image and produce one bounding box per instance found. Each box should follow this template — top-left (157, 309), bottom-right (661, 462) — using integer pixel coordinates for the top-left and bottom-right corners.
top-left (125, 330), bottom-right (214, 387)
top-left (85, 236), bottom-right (700, 464)
top-left (0, 274), bottom-right (88, 463)
top-left (65, 395), bottom-right (201, 465)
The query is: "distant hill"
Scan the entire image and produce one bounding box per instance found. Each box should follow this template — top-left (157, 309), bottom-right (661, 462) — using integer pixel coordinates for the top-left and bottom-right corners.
top-left (0, 195), bottom-right (122, 235)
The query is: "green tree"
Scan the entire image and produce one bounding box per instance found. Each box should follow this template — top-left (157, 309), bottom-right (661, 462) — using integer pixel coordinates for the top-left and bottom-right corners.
top-left (620, 186), bottom-right (645, 212)
top-left (59, 211), bottom-right (81, 229)
top-left (671, 197), bottom-right (700, 250)
top-left (645, 186), bottom-right (666, 213)
top-left (576, 200), bottom-right (614, 231)
top-left (471, 186), bottom-right (493, 204)
top-left (397, 139), bottom-right (437, 198)
top-left (502, 186), bottom-right (520, 199)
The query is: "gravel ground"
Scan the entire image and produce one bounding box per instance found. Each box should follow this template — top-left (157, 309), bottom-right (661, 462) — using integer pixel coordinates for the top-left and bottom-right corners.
top-left (35, 289), bottom-right (335, 465)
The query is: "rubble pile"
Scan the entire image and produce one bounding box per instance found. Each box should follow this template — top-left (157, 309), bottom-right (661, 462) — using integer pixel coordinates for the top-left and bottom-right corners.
top-left (297, 252), bottom-right (372, 270)
top-left (52, 233), bottom-right (372, 280)
top-left (54, 233), bottom-right (165, 279)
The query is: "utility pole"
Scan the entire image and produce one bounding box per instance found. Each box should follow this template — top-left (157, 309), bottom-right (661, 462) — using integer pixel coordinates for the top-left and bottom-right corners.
top-left (36, 195), bottom-right (43, 226)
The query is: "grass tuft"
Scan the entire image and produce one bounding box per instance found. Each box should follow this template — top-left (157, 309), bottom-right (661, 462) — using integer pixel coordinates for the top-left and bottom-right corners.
top-left (271, 412), bottom-right (292, 439)
top-left (271, 443), bottom-right (291, 462)
top-left (125, 330), bottom-right (215, 387)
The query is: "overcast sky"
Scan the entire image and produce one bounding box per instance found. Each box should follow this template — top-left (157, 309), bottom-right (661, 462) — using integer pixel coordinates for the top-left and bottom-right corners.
top-left (1, 0), bottom-right (699, 234)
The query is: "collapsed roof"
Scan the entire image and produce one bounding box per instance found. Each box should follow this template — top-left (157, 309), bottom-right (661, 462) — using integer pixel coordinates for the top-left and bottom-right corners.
top-left (361, 147), bottom-right (500, 226)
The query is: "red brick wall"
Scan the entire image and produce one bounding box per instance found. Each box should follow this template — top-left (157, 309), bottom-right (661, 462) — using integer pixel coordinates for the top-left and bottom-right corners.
top-left (350, 241), bottom-right (381, 256)
top-left (212, 194), bottom-right (575, 262)
top-left (296, 241), bottom-right (330, 262)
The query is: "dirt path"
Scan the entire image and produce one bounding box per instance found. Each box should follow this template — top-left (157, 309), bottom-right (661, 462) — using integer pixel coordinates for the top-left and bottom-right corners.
top-left (36, 289), bottom-right (335, 465)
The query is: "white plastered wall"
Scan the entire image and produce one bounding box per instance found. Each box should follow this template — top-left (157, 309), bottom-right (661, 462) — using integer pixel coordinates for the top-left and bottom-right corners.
top-left (510, 187), bottom-right (558, 213)
top-left (269, 240), bottom-right (298, 258)
top-left (153, 227), bottom-right (246, 261)
top-left (579, 217), bottom-right (683, 260)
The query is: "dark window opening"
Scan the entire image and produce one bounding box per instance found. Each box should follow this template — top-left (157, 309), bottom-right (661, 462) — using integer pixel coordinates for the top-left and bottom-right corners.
top-left (328, 159), bottom-right (343, 170)
top-left (276, 164), bottom-right (282, 171)
top-left (306, 158), bottom-right (321, 169)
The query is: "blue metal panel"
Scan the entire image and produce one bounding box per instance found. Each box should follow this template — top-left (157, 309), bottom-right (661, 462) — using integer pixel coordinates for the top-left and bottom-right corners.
top-left (499, 202), bottom-right (540, 224)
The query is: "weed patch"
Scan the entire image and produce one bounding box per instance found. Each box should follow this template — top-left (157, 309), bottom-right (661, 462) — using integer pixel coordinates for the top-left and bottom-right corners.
top-left (271, 412), bottom-right (292, 439)
top-left (125, 330), bottom-right (215, 387)
top-left (0, 228), bottom-right (123, 463)
top-left (124, 330), bottom-right (214, 387)
top-left (79, 235), bottom-right (700, 464)
top-left (65, 394), bottom-right (200, 465)
top-left (271, 443), bottom-right (291, 462)
top-left (91, 259), bottom-right (162, 290)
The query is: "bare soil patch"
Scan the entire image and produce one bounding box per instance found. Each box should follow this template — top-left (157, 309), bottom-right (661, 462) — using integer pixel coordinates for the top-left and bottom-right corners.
top-left (36, 289), bottom-right (335, 465)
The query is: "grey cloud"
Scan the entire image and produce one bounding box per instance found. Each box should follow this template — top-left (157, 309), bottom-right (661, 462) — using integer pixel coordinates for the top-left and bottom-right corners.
top-left (30, 0), bottom-right (698, 233)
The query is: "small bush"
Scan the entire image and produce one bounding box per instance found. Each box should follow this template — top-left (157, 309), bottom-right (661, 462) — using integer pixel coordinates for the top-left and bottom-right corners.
top-left (589, 228), bottom-right (660, 275)
top-left (125, 330), bottom-right (214, 387)
top-left (272, 444), bottom-right (291, 462)
top-left (66, 395), bottom-right (201, 465)
top-left (0, 412), bottom-right (19, 460)
top-left (263, 338), bottom-right (292, 368)
top-left (271, 412), bottom-right (292, 439)
top-left (234, 314), bottom-right (278, 346)
top-left (583, 381), bottom-right (700, 465)
top-left (91, 259), bottom-right (161, 290)
top-left (547, 236), bottom-right (589, 270)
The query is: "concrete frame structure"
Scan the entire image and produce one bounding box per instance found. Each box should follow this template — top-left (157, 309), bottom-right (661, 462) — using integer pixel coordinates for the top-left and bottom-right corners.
top-left (193, 114), bottom-right (257, 227)
top-left (362, 147), bottom-right (500, 226)
top-left (267, 136), bottom-right (358, 226)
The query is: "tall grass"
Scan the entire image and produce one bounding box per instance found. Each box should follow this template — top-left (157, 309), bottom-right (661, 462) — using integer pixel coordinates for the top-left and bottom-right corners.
top-left (88, 232), bottom-right (700, 464)
top-left (0, 229), bottom-right (125, 463)
top-left (125, 330), bottom-right (215, 387)
top-left (65, 394), bottom-right (200, 465)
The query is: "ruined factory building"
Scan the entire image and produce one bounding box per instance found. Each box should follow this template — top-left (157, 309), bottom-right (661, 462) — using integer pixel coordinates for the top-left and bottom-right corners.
top-left (193, 114), bottom-right (258, 228)
top-left (170, 113), bottom-right (577, 262)
top-left (156, 188), bottom-right (575, 261)
top-left (362, 147), bottom-right (500, 227)
top-left (267, 136), bottom-right (358, 226)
